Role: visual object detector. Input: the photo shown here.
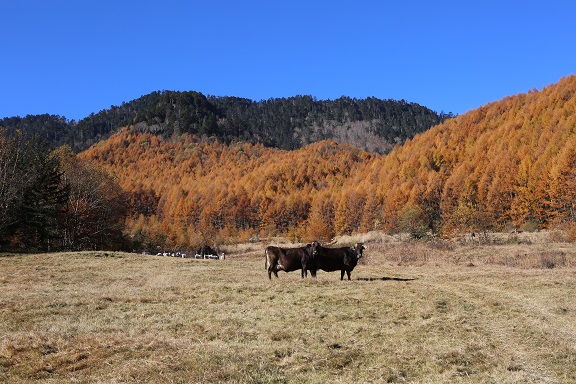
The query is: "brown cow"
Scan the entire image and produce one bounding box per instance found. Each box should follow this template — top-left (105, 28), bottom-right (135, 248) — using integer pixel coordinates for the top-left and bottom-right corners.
top-left (309, 242), bottom-right (365, 280)
top-left (265, 244), bottom-right (315, 280)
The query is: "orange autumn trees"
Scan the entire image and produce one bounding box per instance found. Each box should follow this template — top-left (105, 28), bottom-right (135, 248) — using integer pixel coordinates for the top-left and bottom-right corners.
top-left (80, 75), bottom-right (576, 250)
top-left (548, 135), bottom-right (576, 225)
top-left (344, 75), bottom-right (576, 236)
top-left (368, 75), bottom-right (576, 235)
top-left (81, 132), bottom-right (374, 249)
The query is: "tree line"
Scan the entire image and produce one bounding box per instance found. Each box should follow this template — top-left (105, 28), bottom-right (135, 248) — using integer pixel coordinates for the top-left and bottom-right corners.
top-left (0, 92), bottom-right (451, 154)
top-left (0, 130), bottom-right (127, 252)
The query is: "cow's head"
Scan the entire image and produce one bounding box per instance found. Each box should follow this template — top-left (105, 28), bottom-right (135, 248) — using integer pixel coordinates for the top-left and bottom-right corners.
top-left (310, 241), bottom-right (321, 257)
top-left (353, 243), bottom-right (365, 259)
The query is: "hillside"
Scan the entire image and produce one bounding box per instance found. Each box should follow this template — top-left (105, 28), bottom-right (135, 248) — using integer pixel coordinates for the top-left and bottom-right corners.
top-left (0, 92), bottom-right (450, 154)
top-left (352, 75), bottom-right (576, 235)
top-left (79, 75), bottom-right (576, 250)
top-left (80, 131), bottom-right (375, 248)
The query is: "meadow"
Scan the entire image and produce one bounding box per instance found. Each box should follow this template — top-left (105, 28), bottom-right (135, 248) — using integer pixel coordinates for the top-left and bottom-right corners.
top-left (1, 231), bottom-right (575, 383)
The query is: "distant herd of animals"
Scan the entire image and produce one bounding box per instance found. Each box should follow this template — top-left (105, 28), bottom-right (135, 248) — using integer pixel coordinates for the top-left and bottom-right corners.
top-left (153, 245), bottom-right (225, 260)
top-left (150, 241), bottom-right (365, 280)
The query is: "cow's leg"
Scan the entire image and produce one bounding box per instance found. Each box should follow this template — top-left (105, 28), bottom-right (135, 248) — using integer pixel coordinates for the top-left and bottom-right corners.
top-left (346, 271), bottom-right (351, 280)
top-left (340, 270), bottom-right (345, 280)
top-left (267, 263), bottom-right (278, 279)
top-left (302, 262), bottom-right (310, 278)
top-left (268, 267), bottom-right (280, 279)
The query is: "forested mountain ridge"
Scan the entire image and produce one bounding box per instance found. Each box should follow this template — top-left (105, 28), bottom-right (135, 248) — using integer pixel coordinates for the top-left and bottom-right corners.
top-left (352, 74), bottom-right (576, 235)
top-left (77, 75), bottom-right (576, 251)
top-left (0, 92), bottom-right (451, 153)
top-left (3, 76), bottom-right (575, 252)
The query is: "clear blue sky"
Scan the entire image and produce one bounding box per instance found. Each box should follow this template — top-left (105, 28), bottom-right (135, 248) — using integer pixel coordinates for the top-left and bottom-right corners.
top-left (2, 0), bottom-right (575, 121)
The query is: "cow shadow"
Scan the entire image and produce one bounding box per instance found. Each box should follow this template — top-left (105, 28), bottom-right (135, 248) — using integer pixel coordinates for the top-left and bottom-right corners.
top-left (356, 276), bottom-right (416, 282)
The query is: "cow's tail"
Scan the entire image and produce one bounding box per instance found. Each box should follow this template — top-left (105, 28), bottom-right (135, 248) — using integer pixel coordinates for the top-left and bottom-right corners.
top-left (265, 248), bottom-right (270, 271)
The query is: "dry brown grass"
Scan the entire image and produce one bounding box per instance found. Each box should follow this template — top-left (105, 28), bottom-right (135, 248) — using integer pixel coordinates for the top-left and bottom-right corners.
top-left (1, 233), bottom-right (576, 383)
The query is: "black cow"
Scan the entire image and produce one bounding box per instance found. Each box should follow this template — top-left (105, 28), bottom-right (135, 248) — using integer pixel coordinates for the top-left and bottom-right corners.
top-left (265, 244), bottom-right (315, 280)
top-left (309, 242), bottom-right (365, 280)
top-left (196, 245), bottom-right (218, 259)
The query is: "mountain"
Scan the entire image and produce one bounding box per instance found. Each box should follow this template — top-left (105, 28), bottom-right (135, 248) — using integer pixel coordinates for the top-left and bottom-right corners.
top-left (0, 92), bottom-right (451, 154)
top-left (78, 75), bottom-right (576, 250)
top-left (4, 76), bottom-right (575, 251)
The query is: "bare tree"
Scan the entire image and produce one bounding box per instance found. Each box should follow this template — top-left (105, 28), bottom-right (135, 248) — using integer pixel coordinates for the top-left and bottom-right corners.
top-left (55, 146), bottom-right (128, 250)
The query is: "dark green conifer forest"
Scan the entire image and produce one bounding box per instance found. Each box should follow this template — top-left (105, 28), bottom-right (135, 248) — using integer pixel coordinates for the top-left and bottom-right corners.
top-left (0, 91), bottom-right (451, 154)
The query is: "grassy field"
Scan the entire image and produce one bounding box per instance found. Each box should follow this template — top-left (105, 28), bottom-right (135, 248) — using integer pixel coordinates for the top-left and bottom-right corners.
top-left (1, 232), bottom-right (576, 383)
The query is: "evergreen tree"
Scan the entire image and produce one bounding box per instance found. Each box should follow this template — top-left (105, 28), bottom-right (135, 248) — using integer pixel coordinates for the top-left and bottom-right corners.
top-left (0, 130), bottom-right (68, 251)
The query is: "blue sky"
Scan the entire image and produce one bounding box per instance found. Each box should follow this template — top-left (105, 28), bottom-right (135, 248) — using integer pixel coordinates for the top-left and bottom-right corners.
top-left (2, 0), bottom-right (575, 121)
